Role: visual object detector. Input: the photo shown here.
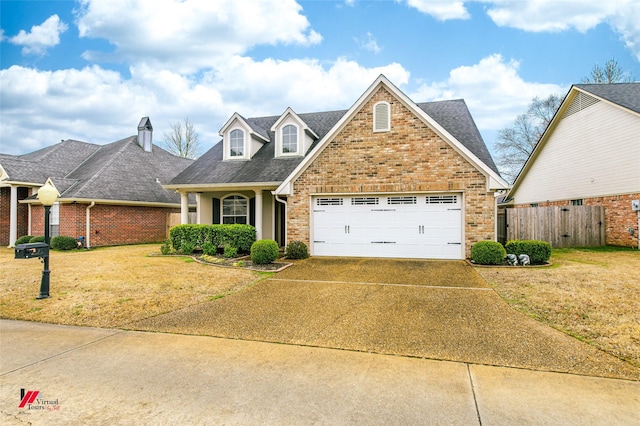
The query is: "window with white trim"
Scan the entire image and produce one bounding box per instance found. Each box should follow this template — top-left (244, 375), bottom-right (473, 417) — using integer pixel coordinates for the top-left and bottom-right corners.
top-left (282, 124), bottom-right (298, 154)
top-left (222, 195), bottom-right (248, 224)
top-left (229, 129), bottom-right (244, 157)
top-left (50, 202), bottom-right (60, 237)
top-left (373, 101), bottom-right (390, 132)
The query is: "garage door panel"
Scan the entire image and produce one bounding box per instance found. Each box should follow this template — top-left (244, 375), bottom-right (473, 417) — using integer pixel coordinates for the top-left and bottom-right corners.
top-left (311, 194), bottom-right (463, 259)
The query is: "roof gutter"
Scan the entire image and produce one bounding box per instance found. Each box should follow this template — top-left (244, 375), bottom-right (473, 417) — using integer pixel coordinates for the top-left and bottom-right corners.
top-left (19, 198), bottom-right (189, 208)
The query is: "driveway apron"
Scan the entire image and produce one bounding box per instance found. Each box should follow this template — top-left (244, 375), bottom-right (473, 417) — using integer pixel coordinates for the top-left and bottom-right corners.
top-left (131, 257), bottom-right (639, 380)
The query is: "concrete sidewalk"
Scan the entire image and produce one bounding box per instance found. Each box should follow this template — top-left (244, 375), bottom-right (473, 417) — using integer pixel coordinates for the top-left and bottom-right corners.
top-left (1, 320), bottom-right (639, 425)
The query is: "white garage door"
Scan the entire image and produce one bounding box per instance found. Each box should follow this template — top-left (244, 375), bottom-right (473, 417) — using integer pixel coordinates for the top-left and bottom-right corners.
top-left (312, 194), bottom-right (463, 259)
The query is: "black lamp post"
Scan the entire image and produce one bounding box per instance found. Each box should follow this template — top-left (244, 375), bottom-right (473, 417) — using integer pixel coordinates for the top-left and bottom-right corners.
top-left (36, 180), bottom-right (58, 300)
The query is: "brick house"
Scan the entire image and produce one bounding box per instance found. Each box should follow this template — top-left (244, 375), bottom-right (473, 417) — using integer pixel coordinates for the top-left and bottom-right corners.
top-left (504, 83), bottom-right (640, 248)
top-left (166, 76), bottom-right (508, 259)
top-left (0, 118), bottom-right (193, 247)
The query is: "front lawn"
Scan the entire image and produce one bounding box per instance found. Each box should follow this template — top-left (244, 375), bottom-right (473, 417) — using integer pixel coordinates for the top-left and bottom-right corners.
top-left (0, 245), bottom-right (261, 328)
top-left (475, 247), bottom-right (640, 368)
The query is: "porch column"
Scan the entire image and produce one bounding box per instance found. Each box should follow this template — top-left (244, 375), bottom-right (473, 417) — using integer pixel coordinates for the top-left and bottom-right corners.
top-left (254, 189), bottom-right (263, 240)
top-left (9, 185), bottom-right (18, 247)
top-left (195, 193), bottom-right (202, 224)
top-left (180, 192), bottom-right (189, 224)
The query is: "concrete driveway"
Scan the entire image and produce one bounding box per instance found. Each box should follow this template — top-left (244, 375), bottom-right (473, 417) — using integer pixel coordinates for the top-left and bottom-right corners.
top-left (131, 257), bottom-right (639, 380)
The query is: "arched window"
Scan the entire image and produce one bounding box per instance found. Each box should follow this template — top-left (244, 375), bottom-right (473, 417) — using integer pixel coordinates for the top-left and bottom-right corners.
top-left (222, 195), bottom-right (248, 224)
top-left (230, 129), bottom-right (244, 157)
top-left (373, 101), bottom-right (390, 132)
top-left (282, 124), bottom-right (298, 154)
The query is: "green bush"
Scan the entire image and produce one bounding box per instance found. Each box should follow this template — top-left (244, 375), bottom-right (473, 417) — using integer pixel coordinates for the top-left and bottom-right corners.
top-left (169, 224), bottom-right (256, 254)
top-left (251, 239), bottom-right (279, 265)
top-left (160, 239), bottom-right (172, 255)
top-left (202, 241), bottom-right (217, 256)
top-left (29, 236), bottom-right (45, 243)
top-left (504, 240), bottom-right (551, 265)
top-left (180, 241), bottom-right (195, 255)
top-left (50, 236), bottom-right (78, 251)
top-left (285, 241), bottom-right (309, 259)
top-left (471, 241), bottom-right (506, 265)
top-left (223, 245), bottom-right (238, 259)
top-left (15, 235), bottom-right (33, 245)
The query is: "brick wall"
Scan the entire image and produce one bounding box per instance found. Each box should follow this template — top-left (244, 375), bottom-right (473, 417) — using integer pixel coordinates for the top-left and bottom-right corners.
top-left (31, 203), bottom-right (180, 247)
top-left (287, 87), bottom-right (497, 258)
top-left (514, 193), bottom-right (640, 247)
top-left (0, 186), bottom-right (32, 246)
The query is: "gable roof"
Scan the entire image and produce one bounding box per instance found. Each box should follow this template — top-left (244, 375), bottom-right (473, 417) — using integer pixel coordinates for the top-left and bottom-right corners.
top-left (276, 75), bottom-right (507, 195)
top-left (1, 135), bottom-right (193, 205)
top-left (507, 82), bottom-right (640, 199)
top-left (574, 83), bottom-right (640, 114)
top-left (168, 76), bottom-right (506, 192)
top-left (168, 110), bottom-right (346, 189)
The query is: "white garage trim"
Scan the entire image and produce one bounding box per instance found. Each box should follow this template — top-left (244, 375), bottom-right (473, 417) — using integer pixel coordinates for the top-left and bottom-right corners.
top-left (311, 193), bottom-right (464, 259)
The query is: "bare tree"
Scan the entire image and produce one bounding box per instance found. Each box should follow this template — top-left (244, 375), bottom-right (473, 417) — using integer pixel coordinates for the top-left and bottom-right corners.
top-left (494, 94), bottom-right (563, 183)
top-left (163, 118), bottom-right (202, 159)
top-left (581, 58), bottom-right (634, 83)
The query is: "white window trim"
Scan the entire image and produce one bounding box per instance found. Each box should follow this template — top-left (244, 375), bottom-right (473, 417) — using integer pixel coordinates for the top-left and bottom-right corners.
top-left (226, 127), bottom-right (248, 160)
top-left (373, 101), bottom-right (390, 132)
top-left (280, 124), bottom-right (299, 156)
top-left (221, 194), bottom-right (249, 224)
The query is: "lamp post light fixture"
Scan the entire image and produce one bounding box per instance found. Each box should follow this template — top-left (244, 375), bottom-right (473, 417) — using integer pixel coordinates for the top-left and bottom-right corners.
top-left (36, 180), bottom-right (58, 299)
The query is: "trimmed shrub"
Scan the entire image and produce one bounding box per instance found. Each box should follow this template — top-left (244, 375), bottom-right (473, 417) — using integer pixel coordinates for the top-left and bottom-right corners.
top-left (50, 236), bottom-right (78, 251)
top-left (180, 241), bottom-right (195, 255)
top-left (29, 236), bottom-right (45, 243)
top-left (169, 224), bottom-right (256, 254)
top-left (471, 241), bottom-right (506, 265)
top-left (223, 245), bottom-right (238, 259)
top-left (15, 235), bottom-right (33, 245)
top-left (251, 239), bottom-right (279, 265)
top-left (285, 241), bottom-right (309, 259)
top-left (202, 241), bottom-right (217, 256)
top-left (504, 240), bottom-right (551, 265)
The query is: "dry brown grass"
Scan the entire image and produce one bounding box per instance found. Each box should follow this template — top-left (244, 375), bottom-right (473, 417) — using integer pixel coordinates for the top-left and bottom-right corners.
top-left (0, 245), bottom-right (261, 328)
top-left (475, 247), bottom-right (640, 367)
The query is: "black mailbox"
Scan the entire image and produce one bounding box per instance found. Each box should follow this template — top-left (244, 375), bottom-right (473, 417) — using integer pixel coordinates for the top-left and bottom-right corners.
top-left (15, 242), bottom-right (49, 259)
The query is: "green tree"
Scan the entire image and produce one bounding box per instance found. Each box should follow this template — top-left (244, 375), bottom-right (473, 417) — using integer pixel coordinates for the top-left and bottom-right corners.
top-left (163, 117), bottom-right (202, 159)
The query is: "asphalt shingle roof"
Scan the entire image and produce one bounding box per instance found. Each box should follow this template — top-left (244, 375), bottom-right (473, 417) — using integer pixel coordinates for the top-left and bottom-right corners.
top-left (171, 98), bottom-right (499, 186)
top-left (574, 83), bottom-right (640, 114)
top-left (1, 137), bottom-right (193, 204)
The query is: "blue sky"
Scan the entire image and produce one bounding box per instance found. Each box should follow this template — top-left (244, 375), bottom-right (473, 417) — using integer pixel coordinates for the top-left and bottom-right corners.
top-left (1, 0), bottom-right (639, 158)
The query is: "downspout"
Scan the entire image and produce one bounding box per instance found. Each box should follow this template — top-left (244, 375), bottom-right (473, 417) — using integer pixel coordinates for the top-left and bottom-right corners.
top-left (274, 193), bottom-right (288, 248)
top-left (86, 202), bottom-right (95, 248)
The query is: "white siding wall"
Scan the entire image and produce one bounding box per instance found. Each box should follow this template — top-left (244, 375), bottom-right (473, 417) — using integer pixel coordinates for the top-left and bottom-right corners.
top-left (514, 102), bottom-right (640, 204)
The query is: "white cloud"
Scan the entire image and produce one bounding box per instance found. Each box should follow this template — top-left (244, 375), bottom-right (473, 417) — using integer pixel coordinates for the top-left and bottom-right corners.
top-left (405, 0), bottom-right (470, 20)
top-left (0, 58), bottom-right (410, 155)
top-left (355, 32), bottom-right (382, 54)
top-left (75, 0), bottom-right (322, 74)
top-left (411, 54), bottom-right (565, 132)
top-left (481, 0), bottom-right (640, 60)
top-left (8, 15), bottom-right (68, 55)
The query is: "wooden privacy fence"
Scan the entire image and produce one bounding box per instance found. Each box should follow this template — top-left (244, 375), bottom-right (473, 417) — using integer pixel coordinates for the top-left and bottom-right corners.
top-left (167, 212), bottom-right (197, 237)
top-left (506, 205), bottom-right (605, 248)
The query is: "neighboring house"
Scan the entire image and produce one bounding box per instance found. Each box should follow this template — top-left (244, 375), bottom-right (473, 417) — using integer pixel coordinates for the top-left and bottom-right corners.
top-left (0, 118), bottom-right (194, 247)
top-left (505, 83), bottom-right (640, 247)
top-left (165, 75), bottom-right (508, 259)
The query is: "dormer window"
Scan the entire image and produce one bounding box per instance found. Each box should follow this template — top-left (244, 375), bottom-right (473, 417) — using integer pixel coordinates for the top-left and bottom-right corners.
top-left (282, 124), bottom-right (298, 155)
top-left (373, 101), bottom-right (390, 132)
top-left (230, 129), bottom-right (244, 157)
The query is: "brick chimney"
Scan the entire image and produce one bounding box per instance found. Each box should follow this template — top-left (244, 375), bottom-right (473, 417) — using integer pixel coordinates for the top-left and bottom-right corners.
top-left (137, 117), bottom-right (153, 152)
